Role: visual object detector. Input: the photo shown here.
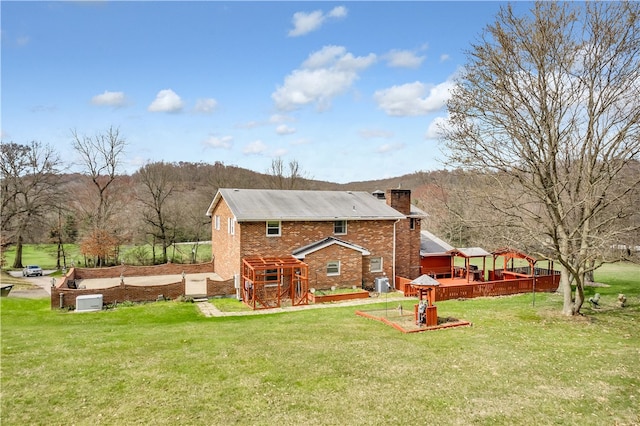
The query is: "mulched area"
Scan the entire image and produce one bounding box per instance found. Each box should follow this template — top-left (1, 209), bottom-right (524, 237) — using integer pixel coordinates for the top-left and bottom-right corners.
top-left (356, 308), bottom-right (472, 333)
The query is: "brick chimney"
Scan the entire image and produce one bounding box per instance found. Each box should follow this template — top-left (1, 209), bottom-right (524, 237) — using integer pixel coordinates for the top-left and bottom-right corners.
top-left (386, 189), bottom-right (411, 215)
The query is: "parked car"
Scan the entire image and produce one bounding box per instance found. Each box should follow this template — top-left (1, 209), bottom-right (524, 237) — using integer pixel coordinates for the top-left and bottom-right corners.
top-left (22, 265), bottom-right (43, 277)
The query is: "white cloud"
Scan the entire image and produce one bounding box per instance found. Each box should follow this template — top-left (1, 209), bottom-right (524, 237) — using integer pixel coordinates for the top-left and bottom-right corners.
top-left (269, 114), bottom-right (295, 124)
top-left (148, 89), bottom-right (184, 113)
top-left (243, 140), bottom-right (268, 155)
top-left (236, 121), bottom-right (262, 129)
top-left (384, 50), bottom-right (425, 69)
top-left (376, 142), bottom-right (405, 154)
top-left (359, 128), bottom-right (394, 139)
top-left (272, 45), bottom-right (376, 111)
top-left (91, 90), bottom-right (127, 107)
top-left (203, 135), bottom-right (233, 149)
top-left (288, 5), bottom-right (347, 37)
top-left (272, 148), bottom-right (289, 157)
top-left (194, 98), bottom-right (218, 114)
top-left (440, 54), bottom-right (451, 62)
top-left (374, 79), bottom-right (453, 117)
top-left (328, 6), bottom-right (347, 18)
top-left (425, 115), bottom-right (450, 140)
top-left (291, 137), bottom-right (311, 145)
top-left (276, 124), bottom-right (296, 135)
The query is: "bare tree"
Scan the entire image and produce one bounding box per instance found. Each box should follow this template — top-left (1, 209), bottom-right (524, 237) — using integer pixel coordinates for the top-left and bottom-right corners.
top-left (134, 161), bottom-right (178, 263)
top-left (442, 2), bottom-right (640, 315)
top-left (0, 141), bottom-right (63, 268)
top-left (267, 157), bottom-right (308, 189)
top-left (71, 126), bottom-right (127, 266)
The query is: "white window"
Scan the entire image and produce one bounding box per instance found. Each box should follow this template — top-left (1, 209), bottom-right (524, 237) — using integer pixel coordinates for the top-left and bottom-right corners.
top-left (227, 217), bottom-right (235, 235)
top-left (370, 257), bottom-right (383, 273)
top-left (214, 215), bottom-right (220, 231)
top-left (266, 221), bottom-right (281, 237)
top-left (265, 268), bottom-right (279, 282)
top-left (327, 261), bottom-right (340, 276)
top-left (334, 220), bottom-right (347, 235)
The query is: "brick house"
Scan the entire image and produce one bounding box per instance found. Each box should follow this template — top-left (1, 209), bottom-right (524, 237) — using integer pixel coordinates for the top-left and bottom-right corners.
top-left (206, 188), bottom-right (423, 305)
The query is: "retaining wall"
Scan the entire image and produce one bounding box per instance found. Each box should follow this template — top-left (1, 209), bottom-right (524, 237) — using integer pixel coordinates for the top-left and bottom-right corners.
top-left (50, 261), bottom-right (237, 309)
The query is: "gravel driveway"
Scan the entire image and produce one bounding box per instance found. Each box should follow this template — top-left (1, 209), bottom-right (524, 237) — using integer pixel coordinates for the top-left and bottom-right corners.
top-left (5, 271), bottom-right (54, 298)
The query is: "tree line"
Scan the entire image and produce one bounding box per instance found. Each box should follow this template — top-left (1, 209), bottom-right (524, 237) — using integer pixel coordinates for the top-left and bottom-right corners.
top-left (0, 127), bottom-right (323, 269)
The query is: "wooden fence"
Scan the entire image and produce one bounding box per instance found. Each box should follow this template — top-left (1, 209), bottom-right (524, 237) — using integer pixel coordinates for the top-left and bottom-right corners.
top-left (397, 272), bottom-right (560, 301)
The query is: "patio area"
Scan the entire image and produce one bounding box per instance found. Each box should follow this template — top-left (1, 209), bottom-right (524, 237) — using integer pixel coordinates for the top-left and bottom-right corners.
top-left (75, 272), bottom-right (222, 296)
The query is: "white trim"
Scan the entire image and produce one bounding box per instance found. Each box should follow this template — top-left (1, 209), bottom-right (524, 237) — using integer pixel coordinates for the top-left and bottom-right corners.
top-left (326, 260), bottom-right (340, 276)
top-left (293, 237), bottom-right (370, 259)
top-left (370, 256), bottom-right (383, 273)
top-left (266, 220), bottom-right (281, 237)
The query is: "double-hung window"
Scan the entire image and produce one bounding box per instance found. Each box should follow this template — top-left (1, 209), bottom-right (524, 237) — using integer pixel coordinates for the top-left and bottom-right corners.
top-left (214, 215), bottom-right (220, 231)
top-left (334, 220), bottom-right (347, 235)
top-left (266, 221), bottom-right (281, 237)
top-left (370, 257), bottom-right (383, 273)
top-left (327, 261), bottom-right (340, 276)
top-left (227, 218), bottom-right (235, 235)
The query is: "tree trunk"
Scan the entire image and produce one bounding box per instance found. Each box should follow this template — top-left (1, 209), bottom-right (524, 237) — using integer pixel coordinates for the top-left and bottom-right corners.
top-left (162, 242), bottom-right (168, 264)
top-left (56, 241), bottom-right (62, 269)
top-left (12, 234), bottom-right (24, 269)
top-left (151, 236), bottom-right (156, 264)
top-left (560, 265), bottom-right (574, 316)
top-left (574, 280), bottom-right (585, 315)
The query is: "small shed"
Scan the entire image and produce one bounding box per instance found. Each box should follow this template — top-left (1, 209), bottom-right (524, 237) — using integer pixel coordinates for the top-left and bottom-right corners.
top-left (420, 230), bottom-right (454, 278)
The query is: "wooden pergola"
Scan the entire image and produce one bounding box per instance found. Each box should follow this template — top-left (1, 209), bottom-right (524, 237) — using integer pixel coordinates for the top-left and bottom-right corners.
top-left (241, 256), bottom-right (309, 310)
top-left (491, 247), bottom-right (555, 279)
top-left (446, 247), bottom-right (492, 282)
top-left (491, 247), bottom-right (536, 276)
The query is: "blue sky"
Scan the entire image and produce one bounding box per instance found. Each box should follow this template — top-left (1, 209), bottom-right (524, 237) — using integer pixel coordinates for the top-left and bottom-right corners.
top-left (2, 1), bottom-right (516, 183)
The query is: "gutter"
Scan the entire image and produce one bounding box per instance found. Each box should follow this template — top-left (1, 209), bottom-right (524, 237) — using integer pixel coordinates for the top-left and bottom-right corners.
top-left (392, 218), bottom-right (401, 288)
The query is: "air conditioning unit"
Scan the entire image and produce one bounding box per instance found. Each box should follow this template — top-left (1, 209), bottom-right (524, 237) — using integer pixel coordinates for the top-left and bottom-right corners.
top-left (76, 294), bottom-right (103, 312)
top-left (374, 277), bottom-right (390, 293)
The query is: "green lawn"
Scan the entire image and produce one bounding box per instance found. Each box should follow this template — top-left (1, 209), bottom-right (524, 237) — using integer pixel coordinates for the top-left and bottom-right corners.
top-left (1, 263), bottom-right (639, 425)
top-left (2, 242), bottom-right (212, 270)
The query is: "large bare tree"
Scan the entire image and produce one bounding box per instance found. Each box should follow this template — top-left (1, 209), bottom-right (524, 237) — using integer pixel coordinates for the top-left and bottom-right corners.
top-left (71, 126), bottom-right (128, 266)
top-left (135, 161), bottom-right (179, 263)
top-left (0, 141), bottom-right (63, 268)
top-left (442, 2), bottom-right (640, 315)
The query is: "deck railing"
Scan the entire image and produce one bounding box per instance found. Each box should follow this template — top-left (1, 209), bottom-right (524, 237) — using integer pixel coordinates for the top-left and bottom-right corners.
top-left (399, 271), bottom-right (560, 301)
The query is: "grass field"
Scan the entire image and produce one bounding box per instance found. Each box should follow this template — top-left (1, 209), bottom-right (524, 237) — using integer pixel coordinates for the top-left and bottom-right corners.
top-left (1, 242), bottom-right (212, 270)
top-left (1, 263), bottom-right (639, 425)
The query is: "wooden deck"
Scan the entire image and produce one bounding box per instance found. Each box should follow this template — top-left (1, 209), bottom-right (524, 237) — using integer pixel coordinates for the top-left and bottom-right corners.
top-left (397, 272), bottom-right (560, 301)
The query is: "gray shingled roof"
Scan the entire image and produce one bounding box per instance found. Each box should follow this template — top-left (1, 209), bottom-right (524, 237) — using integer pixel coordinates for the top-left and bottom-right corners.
top-left (411, 274), bottom-right (440, 286)
top-left (420, 230), bottom-right (454, 256)
top-left (447, 247), bottom-right (492, 257)
top-left (207, 188), bottom-right (407, 221)
top-left (292, 237), bottom-right (370, 259)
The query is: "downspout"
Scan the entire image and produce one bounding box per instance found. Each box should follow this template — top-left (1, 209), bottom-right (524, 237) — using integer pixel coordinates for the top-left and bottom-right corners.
top-left (392, 219), bottom-right (401, 288)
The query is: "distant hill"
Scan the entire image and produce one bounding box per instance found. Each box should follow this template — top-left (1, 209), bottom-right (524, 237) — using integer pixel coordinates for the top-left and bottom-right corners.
top-left (122, 161), bottom-right (442, 194)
